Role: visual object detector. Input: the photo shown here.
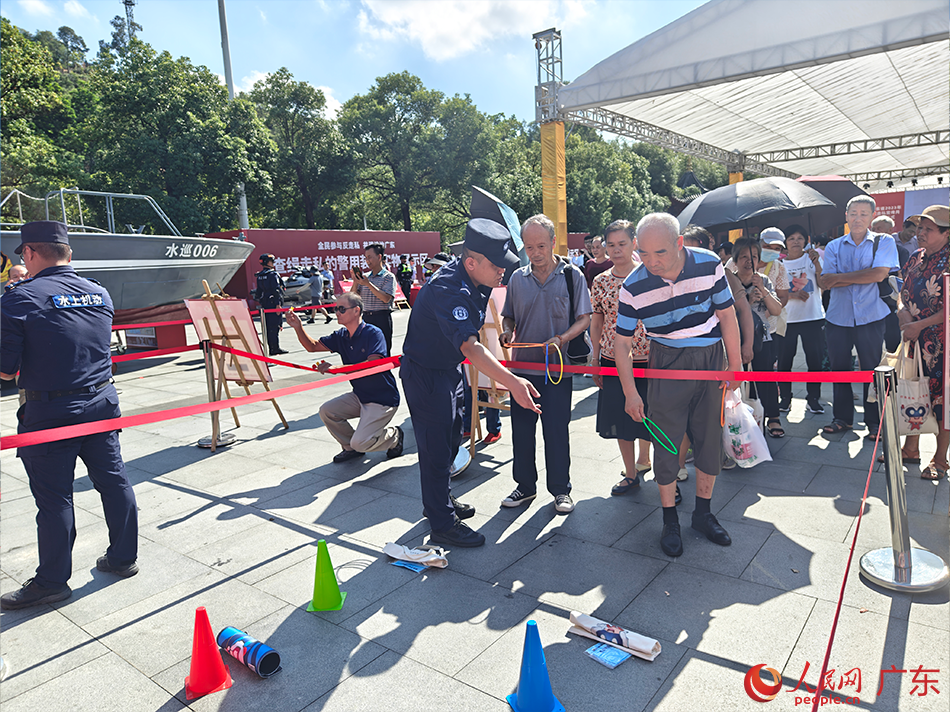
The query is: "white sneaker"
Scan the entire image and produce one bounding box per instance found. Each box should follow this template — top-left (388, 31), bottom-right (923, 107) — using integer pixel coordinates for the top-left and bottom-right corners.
top-left (677, 467), bottom-right (689, 481)
top-left (554, 494), bottom-right (574, 513)
top-left (501, 489), bottom-right (537, 508)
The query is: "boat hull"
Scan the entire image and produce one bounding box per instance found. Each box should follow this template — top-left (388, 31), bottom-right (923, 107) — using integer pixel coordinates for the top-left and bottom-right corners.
top-left (1, 231), bottom-right (254, 311)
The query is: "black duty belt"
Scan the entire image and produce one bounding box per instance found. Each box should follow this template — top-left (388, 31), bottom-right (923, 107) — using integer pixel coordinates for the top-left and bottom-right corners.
top-left (22, 380), bottom-right (111, 402)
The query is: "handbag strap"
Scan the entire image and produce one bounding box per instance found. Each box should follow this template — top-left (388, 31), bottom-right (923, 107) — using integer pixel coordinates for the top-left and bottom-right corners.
top-left (564, 259), bottom-right (578, 325)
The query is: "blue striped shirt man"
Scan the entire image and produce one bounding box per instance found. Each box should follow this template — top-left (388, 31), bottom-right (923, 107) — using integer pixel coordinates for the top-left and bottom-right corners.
top-left (616, 247), bottom-right (734, 348)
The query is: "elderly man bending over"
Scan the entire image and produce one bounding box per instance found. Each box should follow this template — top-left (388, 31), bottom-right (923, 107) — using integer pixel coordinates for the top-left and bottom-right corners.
top-left (286, 292), bottom-right (404, 463)
top-left (614, 213), bottom-right (742, 557)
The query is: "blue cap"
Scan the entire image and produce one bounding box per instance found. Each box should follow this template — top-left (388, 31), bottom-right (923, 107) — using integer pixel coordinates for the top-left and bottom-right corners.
top-left (464, 218), bottom-right (519, 269)
top-left (16, 221), bottom-right (69, 254)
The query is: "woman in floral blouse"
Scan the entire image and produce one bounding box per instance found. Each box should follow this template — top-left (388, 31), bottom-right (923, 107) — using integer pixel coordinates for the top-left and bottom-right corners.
top-left (897, 205), bottom-right (948, 480)
top-left (591, 220), bottom-right (653, 496)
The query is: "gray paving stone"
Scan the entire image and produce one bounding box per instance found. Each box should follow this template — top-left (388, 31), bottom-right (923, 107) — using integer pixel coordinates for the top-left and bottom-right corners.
top-left (259, 478), bottom-right (387, 529)
top-left (716, 485), bottom-right (861, 542)
top-left (531, 492), bottom-right (655, 547)
top-left (202, 465), bottom-right (326, 507)
top-left (84, 569), bottom-right (286, 677)
top-left (613, 509), bottom-right (773, 579)
top-left (187, 518), bottom-right (331, 585)
top-left (0, 601), bottom-right (109, 700)
top-left (773, 433), bottom-right (879, 470)
top-left (320, 490), bottom-right (428, 549)
top-left (646, 649), bottom-right (787, 712)
top-left (304, 650), bottom-right (509, 712)
top-left (139, 500), bottom-right (273, 554)
top-left (494, 535), bottom-right (668, 621)
top-left (716, 458), bottom-right (821, 494)
top-left (908, 585), bottom-right (950, 633)
top-left (339, 569), bottom-right (538, 676)
top-left (455, 604), bottom-right (687, 712)
top-left (741, 529), bottom-right (913, 620)
top-left (0, 652), bottom-right (185, 712)
top-left (151, 604), bottom-right (387, 712)
top-left (617, 566), bottom-right (815, 668)
top-left (784, 600), bottom-right (950, 711)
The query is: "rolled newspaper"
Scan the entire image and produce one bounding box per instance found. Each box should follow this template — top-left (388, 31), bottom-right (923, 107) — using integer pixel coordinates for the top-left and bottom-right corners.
top-left (568, 611), bottom-right (661, 661)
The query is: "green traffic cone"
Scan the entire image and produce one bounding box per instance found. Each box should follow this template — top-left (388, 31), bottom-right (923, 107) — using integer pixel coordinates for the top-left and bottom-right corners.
top-left (306, 539), bottom-right (346, 612)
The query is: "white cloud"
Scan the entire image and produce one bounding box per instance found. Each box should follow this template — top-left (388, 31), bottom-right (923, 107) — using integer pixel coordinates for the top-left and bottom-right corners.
top-left (17, 0), bottom-right (53, 16)
top-left (63, 0), bottom-right (94, 20)
top-left (357, 0), bottom-right (592, 61)
top-left (258, 7), bottom-right (267, 23)
top-left (238, 70), bottom-right (270, 94)
top-left (316, 86), bottom-right (342, 118)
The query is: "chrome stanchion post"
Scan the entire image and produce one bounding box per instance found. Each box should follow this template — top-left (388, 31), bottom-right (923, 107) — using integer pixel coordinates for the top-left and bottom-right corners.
top-left (860, 366), bottom-right (949, 592)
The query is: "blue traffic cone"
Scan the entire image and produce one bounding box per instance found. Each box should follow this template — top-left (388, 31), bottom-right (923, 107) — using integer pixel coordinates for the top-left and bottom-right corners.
top-left (507, 620), bottom-right (564, 712)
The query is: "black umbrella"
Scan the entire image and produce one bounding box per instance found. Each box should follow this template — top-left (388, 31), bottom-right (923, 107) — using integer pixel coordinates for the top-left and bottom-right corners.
top-left (793, 176), bottom-right (870, 238)
top-left (469, 186), bottom-right (527, 283)
top-left (676, 177), bottom-right (836, 237)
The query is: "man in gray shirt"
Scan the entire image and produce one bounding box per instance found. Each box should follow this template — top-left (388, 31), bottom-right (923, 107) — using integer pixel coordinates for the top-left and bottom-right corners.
top-left (500, 214), bottom-right (592, 514)
top-left (306, 268), bottom-right (331, 324)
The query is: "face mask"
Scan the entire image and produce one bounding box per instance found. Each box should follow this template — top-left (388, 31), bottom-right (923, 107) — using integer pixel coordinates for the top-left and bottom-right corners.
top-left (761, 249), bottom-right (780, 263)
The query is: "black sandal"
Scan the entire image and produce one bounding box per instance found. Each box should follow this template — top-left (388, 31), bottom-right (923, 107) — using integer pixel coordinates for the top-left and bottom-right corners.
top-left (611, 474), bottom-right (640, 496)
top-left (767, 418), bottom-right (785, 439)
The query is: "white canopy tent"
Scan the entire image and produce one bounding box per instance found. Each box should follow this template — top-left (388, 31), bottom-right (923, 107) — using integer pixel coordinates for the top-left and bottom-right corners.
top-left (551, 0), bottom-right (949, 192)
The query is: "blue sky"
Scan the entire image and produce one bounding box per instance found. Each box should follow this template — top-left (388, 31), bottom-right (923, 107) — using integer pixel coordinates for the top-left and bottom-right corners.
top-left (3, 0), bottom-right (706, 120)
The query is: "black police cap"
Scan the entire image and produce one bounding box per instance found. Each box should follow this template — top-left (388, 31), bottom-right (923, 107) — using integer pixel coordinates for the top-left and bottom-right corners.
top-left (464, 218), bottom-right (519, 269)
top-left (16, 221), bottom-right (69, 254)
top-left (260, 253), bottom-right (276, 264)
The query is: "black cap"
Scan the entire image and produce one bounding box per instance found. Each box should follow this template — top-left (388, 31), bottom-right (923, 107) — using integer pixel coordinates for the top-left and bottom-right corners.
top-left (464, 218), bottom-right (519, 269)
top-left (16, 221), bottom-right (69, 254)
top-left (260, 253), bottom-right (276, 264)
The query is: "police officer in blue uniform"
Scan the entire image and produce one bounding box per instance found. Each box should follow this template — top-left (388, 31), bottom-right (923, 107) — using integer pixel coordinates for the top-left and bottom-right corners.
top-left (402, 219), bottom-right (541, 547)
top-left (0, 221), bottom-right (139, 610)
top-left (255, 253), bottom-right (287, 354)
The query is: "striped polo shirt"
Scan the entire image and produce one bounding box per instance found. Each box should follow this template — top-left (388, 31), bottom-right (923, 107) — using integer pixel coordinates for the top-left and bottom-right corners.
top-left (616, 247), bottom-right (734, 348)
top-left (357, 269), bottom-right (397, 313)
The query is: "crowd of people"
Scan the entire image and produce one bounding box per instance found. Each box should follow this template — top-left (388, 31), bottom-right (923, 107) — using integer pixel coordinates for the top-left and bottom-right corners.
top-left (1, 196), bottom-right (946, 609)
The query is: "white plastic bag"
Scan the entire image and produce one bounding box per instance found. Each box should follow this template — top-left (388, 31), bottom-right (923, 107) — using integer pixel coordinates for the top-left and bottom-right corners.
top-left (722, 388), bottom-right (773, 468)
top-left (741, 381), bottom-right (764, 430)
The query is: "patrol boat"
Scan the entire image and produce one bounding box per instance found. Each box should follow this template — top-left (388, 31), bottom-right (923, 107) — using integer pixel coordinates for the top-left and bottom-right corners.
top-left (0, 189), bottom-right (255, 317)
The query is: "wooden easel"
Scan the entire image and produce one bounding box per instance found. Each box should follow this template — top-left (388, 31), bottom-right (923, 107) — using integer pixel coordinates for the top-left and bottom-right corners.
top-left (199, 280), bottom-right (288, 452)
top-left (466, 295), bottom-right (511, 456)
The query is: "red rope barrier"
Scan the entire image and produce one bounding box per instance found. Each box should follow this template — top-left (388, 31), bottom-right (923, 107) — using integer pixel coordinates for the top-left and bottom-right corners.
top-left (112, 344), bottom-right (201, 363)
top-left (0, 360), bottom-right (397, 451)
top-left (496, 359), bottom-right (874, 383)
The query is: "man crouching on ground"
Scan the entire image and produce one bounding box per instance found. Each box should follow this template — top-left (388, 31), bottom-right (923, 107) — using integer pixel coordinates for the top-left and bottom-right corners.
top-left (614, 213), bottom-right (741, 557)
top-left (286, 293), bottom-right (404, 463)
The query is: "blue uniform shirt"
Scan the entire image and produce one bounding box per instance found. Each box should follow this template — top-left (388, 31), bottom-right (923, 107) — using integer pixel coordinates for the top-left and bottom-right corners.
top-left (823, 231), bottom-right (899, 327)
top-left (1, 265), bottom-right (114, 391)
top-left (255, 267), bottom-right (284, 308)
top-left (320, 322), bottom-right (400, 407)
top-left (402, 258), bottom-right (491, 369)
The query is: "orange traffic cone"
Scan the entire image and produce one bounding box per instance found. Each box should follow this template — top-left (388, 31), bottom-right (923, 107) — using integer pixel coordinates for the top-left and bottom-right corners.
top-left (185, 606), bottom-right (233, 700)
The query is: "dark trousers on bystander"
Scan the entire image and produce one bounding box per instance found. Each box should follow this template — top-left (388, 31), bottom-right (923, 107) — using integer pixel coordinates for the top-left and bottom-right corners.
top-left (825, 319), bottom-right (886, 430)
top-left (778, 319), bottom-right (825, 403)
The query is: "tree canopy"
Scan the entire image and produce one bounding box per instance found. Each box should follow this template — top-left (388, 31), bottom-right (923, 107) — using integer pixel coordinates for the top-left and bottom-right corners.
top-left (1, 19), bottom-right (728, 244)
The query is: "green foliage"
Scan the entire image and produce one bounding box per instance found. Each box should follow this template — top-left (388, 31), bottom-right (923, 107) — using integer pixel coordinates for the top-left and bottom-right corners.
top-left (248, 68), bottom-right (354, 229)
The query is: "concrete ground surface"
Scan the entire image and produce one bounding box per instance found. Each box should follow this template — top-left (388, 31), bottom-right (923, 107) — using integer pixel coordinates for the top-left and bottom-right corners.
top-left (1, 308), bottom-right (947, 712)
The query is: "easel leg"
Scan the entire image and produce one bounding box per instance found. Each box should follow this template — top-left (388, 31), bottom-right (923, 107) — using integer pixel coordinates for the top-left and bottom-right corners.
top-left (229, 315), bottom-right (289, 430)
top-left (201, 339), bottom-right (219, 453)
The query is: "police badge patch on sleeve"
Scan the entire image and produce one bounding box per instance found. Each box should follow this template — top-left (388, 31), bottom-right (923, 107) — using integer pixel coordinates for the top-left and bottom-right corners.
top-left (452, 306), bottom-right (469, 321)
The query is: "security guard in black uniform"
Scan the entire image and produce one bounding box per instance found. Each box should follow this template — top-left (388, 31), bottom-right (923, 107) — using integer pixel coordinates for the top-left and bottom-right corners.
top-left (254, 253), bottom-right (287, 354)
top-left (0, 221), bottom-right (139, 610)
top-left (402, 219), bottom-right (541, 547)
top-left (395, 254), bottom-right (413, 302)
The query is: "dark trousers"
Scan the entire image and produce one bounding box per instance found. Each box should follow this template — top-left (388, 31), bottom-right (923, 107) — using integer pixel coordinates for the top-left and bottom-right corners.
top-left (750, 339), bottom-right (779, 420)
top-left (398, 279), bottom-right (413, 302)
top-left (18, 388), bottom-right (138, 587)
top-left (510, 373), bottom-right (573, 497)
top-left (826, 319), bottom-right (886, 428)
top-left (883, 310), bottom-right (902, 353)
top-left (364, 310), bottom-right (393, 356)
top-left (401, 358), bottom-right (464, 533)
top-left (263, 309), bottom-right (282, 352)
top-left (778, 319), bottom-right (825, 402)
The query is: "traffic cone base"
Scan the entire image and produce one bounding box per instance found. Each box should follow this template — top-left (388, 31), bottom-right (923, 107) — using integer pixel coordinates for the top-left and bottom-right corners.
top-left (184, 606), bottom-right (233, 700)
top-left (307, 591), bottom-right (346, 612)
top-left (506, 620), bottom-right (564, 712)
top-left (185, 671), bottom-right (233, 701)
top-left (306, 539), bottom-right (347, 612)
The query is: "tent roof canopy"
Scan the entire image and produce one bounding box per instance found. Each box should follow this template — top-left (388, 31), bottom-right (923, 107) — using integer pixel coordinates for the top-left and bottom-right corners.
top-left (555, 0), bottom-right (949, 191)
